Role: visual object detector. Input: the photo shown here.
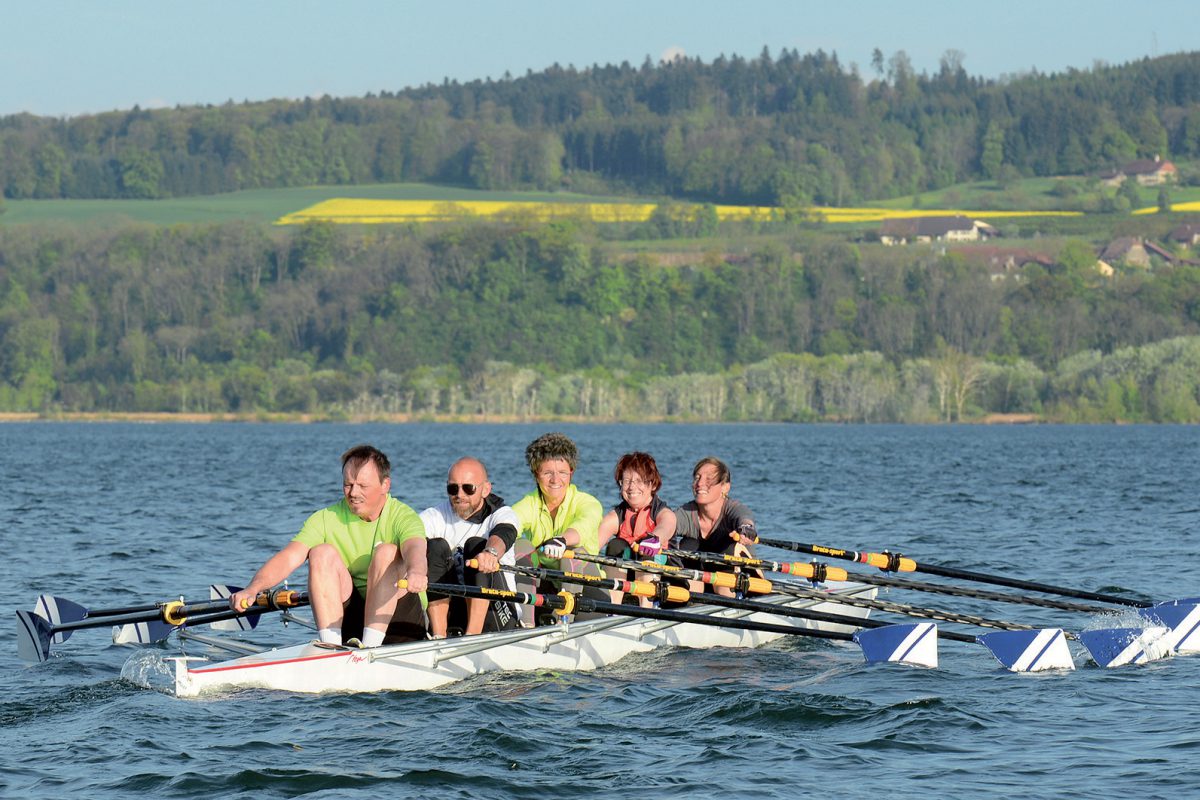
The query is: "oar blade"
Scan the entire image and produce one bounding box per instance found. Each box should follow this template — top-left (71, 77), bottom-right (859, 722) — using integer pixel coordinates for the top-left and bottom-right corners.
top-left (16, 610), bottom-right (53, 663)
top-left (35, 595), bottom-right (89, 644)
top-left (1140, 601), bottom-right (1200, 655)
top-left (112, 619), bottom-right (177, 645)
top-left (976, 629), bottom-right (1075, 672)
top-left (853, 622), bottom-right (938, 668)
top-left (1079, 626), bottom-right (1172, 668)
top-left (205, 585), bottom-right (260, 632)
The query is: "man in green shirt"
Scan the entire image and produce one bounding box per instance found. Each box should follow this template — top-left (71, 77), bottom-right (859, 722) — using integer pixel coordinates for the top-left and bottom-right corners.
top-left (230, 445), bottom-right (428, 647)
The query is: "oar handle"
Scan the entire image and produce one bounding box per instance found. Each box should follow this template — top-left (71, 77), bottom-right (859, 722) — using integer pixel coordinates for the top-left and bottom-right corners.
top-left (504, 562), bottom-right (692, 604)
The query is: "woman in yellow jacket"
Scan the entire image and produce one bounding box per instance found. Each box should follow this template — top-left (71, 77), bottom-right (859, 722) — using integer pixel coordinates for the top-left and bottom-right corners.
top-left (512, 432), bottom-right (604, 622)
top-left (512, 432), bottom-right (602, 562)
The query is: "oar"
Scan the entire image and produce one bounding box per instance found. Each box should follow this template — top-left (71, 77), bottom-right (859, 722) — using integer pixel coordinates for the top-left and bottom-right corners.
top-left (400, 579), bottom-right (939, 668)
top-left (661, 548), bottom-right (1183, 669)
top-left (37, 584), bottom-right (263, 647)
top-left (660, 547), bottom-right (1115, 612)
top-left (744, 534), bottom-right (1152, 607)
top-left (505, 560), bottom-right (983, 644)
top-left (568, 550), bottom-right (1078, 671)
top-left (17, 589), bottom-right (307, 662)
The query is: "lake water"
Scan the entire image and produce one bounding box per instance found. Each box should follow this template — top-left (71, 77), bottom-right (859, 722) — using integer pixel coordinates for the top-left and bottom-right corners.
top-left (2, 422), bottom-right (1198, 798)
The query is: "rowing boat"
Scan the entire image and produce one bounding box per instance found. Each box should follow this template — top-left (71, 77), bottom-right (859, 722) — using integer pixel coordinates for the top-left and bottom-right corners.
top-left (172, 581), bottom-right (876, 697)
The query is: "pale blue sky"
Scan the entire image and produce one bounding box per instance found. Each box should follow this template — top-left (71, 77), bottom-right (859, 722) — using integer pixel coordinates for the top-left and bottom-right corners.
top-left (2, 0), bottom-right (1194, 118)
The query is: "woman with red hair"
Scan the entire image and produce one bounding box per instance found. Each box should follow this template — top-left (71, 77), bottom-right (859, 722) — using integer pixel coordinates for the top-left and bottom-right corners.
top-left (596, 451), bottom-right (677, 605)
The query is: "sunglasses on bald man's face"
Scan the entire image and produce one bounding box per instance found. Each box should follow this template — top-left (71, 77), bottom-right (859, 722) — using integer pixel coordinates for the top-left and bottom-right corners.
top-left (446, 483), bottom-right (478, 496)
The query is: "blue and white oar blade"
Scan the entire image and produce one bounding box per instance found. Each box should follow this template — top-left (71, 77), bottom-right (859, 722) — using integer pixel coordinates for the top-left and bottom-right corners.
top-left (112, 619), bottom-right (176, 645)
top-left (207, 584), bottom-right (259, 632)
top-left (1079, 626), bottom-right (1172, 668)
top-left (16, 610), bottom-right (53, 663)
top-left (853, 622), bottom-right (938, 668)
top-left (977, 629), bottom-right (1075, 672)
top-left (35, 595), bottom-right (88, 644)
top-left (1140, 601), bottom-right (1200, 655)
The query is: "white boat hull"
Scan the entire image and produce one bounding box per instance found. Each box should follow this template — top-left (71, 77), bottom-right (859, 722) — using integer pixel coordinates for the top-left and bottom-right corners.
top-left (174, 584), bottom-right (875, 696)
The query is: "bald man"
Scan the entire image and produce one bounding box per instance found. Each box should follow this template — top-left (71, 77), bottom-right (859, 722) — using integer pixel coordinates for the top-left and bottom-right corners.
top-left (420, 457), bottom-right (521, 637)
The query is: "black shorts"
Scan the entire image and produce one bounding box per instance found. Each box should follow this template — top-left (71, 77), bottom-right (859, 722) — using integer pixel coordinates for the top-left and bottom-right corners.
top-left (426, 537), bottom-right (520, 635)
top-left (342, 588), bottom-right (426, 644)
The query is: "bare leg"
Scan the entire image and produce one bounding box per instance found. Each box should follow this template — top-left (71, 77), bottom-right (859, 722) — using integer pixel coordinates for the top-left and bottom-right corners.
top-left (308, 543), bottom-right (353, 631)
top-left (427, 597), bottom-right (450, 637)
top-left (363, 543), bottom-right (405, 637)
top-left (465, 598), bottom-right (488, 635)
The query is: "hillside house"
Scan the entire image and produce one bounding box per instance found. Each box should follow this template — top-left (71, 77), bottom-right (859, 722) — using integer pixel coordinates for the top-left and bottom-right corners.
top-left (879, 216), bottom-right (998, 246)
top-left (1099, 157), bottom-right (1178, 187)
top-left (1168, 223), bottom-right (1200, 248)
top-left (1100, 237), bottom-right (1176, 269)
top-left (947, 246), bottom-right (1054, 281)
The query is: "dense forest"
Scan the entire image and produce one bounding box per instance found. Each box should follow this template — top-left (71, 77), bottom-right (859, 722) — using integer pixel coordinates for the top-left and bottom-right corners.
top-left (3, 219), bottom-right (1200, 421)
top-left (3, 49), bottom-right (1200, 205)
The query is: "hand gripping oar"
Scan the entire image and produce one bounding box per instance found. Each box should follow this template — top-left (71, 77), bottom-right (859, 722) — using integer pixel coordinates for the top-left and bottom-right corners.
top-left (665, 548), bottom-right (1182, 669)
top-left (400, 579), bottom-right (939, 668)
top-left (17, 589), bottom-right (308, 662)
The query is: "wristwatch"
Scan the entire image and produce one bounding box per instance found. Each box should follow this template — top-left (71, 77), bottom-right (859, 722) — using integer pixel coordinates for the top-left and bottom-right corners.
top-left (484, 546), bottom-right (501, 557)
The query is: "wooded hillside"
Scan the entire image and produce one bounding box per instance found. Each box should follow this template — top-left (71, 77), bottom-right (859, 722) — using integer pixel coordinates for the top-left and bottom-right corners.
top-left (4, 50), bottom-right (1200, 205)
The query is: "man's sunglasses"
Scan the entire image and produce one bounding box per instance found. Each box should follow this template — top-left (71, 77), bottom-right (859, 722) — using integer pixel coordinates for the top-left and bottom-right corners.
top-left (446, 483), bottom-right (478, 496)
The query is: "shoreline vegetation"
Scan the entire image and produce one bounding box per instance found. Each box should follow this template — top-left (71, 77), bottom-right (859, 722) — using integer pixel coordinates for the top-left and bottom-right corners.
top-left (0, 411), bottom-right (1054, 425)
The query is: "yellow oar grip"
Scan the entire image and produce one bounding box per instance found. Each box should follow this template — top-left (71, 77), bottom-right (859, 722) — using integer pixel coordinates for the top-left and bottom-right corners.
top-left (710, 572), bottom-right (737, 589)
top-left (396, 579), bottom-right (409, 589)
top-left (664, 585), bottom-right (691, 603)
top-left (709, 573), bottom-right (773, 594)
top-left (273, 590), bottom-right (301, 608)
top-left (629, 581), bottom-right (657, 598)
top-left (863, 553), bottom-right (917, 572)
top-left (162, 600), bottom-right (187, 626)
top-left (784, 562), bottom-right (849, 582)
top-left (745, 576), bottom-right (773, 594)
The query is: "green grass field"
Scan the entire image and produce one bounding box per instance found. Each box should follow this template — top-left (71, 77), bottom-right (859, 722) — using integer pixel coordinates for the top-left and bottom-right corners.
top-left (868, 176), bottom-right (1200, 212)
top-left (2, 177), bottom-right (1197, 228)
top-left (0, 183), bottom-right (628, 227)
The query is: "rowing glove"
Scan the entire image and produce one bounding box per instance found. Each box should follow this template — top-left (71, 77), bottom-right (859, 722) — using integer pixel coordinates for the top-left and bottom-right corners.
top-left (541, 537), bottom-right (568, 559)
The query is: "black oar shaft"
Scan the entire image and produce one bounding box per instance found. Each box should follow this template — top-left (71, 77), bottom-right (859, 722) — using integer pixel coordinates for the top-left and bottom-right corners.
top-left (672, 546), bottom-right (1113, 613)
top-left (755, 536), bottom-right (1150, 608)
top-left (413, 581), bottom-right (858, 643)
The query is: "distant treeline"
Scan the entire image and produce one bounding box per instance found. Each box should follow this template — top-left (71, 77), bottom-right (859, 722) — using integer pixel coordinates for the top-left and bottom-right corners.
top-left (3, 50), bottom-right (1200, 205)
top-left (2, 219), bottom-right (1200, 420)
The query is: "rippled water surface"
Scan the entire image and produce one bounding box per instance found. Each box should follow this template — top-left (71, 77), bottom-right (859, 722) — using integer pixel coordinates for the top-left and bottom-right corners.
top-left (2, 423), bottom-right (1198, 798)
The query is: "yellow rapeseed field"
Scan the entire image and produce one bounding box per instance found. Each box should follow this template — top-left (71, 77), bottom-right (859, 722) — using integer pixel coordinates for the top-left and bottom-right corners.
top-left (276, 198), bottom-right (1083, 226)
top-left (1132, 201), bottom-right (1200, 215)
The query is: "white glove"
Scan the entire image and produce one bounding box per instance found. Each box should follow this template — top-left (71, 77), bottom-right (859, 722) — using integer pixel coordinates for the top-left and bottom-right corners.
top-left (541, 536), bottom-right (568, 559)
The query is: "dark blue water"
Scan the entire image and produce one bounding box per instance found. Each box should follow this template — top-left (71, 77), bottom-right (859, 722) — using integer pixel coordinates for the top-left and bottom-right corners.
top-left (2, 423), bottom-right (1198, 798)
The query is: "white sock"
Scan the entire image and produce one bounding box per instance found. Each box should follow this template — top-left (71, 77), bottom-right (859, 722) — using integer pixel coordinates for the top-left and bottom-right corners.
top-left (318, 627), bottom-right (341, 644)
top-left (361, 628), bottom-right (386, 648)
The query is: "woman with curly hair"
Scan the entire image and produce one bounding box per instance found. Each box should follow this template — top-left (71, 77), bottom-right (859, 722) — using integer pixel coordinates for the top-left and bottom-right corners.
top-left (512, 432), bottom-right (603, 564)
